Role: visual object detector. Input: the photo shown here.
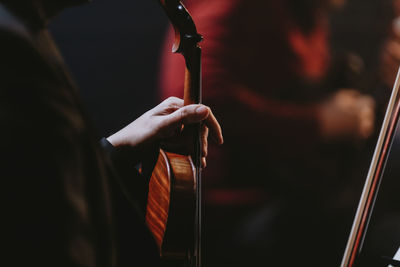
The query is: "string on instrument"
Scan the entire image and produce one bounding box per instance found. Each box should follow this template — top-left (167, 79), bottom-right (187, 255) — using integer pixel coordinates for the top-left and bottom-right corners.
top-left (145, 1), bottom-right (203, 266)
top-left (341, 66), bottom-right (400, 267)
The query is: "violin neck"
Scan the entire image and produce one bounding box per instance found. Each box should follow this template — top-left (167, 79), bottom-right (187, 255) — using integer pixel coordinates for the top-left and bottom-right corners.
top-left (183, 45), bottom-right (202, 166)
top-left (184, 46), bottom-right (202, 106)
top-left (183, 45), bottom-right (202, 267)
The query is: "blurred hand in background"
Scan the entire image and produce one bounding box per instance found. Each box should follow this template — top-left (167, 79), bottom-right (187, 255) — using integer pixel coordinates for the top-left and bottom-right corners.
top-left (380, 0), bottom-right (400, 87)
top-left (319, 89), bottom-right (375, 140)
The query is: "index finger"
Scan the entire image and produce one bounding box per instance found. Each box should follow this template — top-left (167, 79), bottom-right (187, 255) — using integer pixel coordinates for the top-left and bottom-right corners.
top-left (154, 97), bottom-right (185, 114)
top-left (203, 108), bottom-right (224, 145)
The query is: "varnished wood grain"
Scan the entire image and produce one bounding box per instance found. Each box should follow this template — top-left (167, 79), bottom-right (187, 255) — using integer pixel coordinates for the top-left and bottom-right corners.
top-left (146, 150), bottom-right (171, 249)
top-left (145, 149), bottom-right (196, 259)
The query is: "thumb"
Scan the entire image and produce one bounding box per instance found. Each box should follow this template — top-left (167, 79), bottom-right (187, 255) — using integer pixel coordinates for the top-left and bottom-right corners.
top-left (165, 104), bottom-right (209, 126)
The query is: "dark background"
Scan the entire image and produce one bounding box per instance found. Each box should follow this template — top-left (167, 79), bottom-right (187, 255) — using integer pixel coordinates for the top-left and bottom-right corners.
top-left (49, 0), bottom-right (392, 137)
top-left (49, 0), bottom-right (400, 264)
top-left (50, 0), bottom-right (168, 138)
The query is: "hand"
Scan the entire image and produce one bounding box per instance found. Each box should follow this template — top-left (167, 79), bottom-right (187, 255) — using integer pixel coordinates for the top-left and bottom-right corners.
top-left (107, 97), bottom-right (223, 167)
top-left (380, 38), bottom-right (400, 87)
top-left (380, 11), bottom-right (400, 87)
top-left (318, 89), bottom-right (375, 140)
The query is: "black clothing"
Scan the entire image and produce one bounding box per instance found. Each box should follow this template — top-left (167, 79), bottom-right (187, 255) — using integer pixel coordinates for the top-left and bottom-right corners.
top-left (0, 2), bottom-right (160, 266)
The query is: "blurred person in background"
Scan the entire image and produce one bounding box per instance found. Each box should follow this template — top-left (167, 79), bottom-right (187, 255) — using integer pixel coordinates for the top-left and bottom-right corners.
top-left (159, 0), bottom-right (395, 266)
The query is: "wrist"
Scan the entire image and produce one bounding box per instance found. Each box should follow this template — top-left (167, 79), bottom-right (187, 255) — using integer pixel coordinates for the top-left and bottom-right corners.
top-left (107, 130), bottom-right (137, 148)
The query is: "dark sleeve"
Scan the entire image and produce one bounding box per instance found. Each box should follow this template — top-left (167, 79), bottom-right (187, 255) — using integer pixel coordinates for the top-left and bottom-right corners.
top-left (0, 27), bottom-right (162, 267)
top-left (99, 137), bottom-right (159, 212)
top-left (100, 137), bottom-right (142, 166)
top-left (0, 30), bottom-right (102, 266)
top-left (100, 137), bottom-right (162, 267)
top-left (107, 163), bottom-right (162, 267)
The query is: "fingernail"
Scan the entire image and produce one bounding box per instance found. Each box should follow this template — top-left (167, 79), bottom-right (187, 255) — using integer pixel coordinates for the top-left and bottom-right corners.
top-left (196, 106), bottom-right (208, 115)
top-left (202, 158), bottom-right (207, 168)
top-left (212, 134), bottom-right (224, 145)
top-left (218, 136), bottom-right (224, 145)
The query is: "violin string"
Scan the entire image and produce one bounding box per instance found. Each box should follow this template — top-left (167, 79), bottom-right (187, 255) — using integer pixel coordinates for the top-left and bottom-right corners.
top-left (196, 48), bottom-right (203, 267)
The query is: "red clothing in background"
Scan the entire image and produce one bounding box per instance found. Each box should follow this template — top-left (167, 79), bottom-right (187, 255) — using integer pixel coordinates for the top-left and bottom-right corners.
top-left (158, 1), bottom-right (398, 266)
top-left (159, 0), bottom-right (332, 196)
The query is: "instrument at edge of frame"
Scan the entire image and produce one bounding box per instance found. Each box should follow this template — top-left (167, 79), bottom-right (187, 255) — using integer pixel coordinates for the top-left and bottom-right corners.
top-left (145, 1), bottom-right (203, 266)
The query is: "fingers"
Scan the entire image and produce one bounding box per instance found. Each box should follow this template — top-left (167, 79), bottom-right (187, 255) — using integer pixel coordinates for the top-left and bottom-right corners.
top-left (160, 102), bottom-right (223, 145)
top-left (334, 89), bottom-right (361, 110)
top-left (356, 95), bottom-right (375, 139)
top-left (154, 97), bottom-right (184, 114)
top-left (387, 40), bottom-right (400, 62)
top-left (201, 125), bottom-right (209, 157)
top-left (321, 90), bottom-right (376, 140)
top-left (203, 108), bottom-right (224, 145)
top-left (201, 157), bottom-right (207, 169)
top-left (164, 104), bottom-right (209, 127)
top-left (336, 88), bottom-right (360, 98)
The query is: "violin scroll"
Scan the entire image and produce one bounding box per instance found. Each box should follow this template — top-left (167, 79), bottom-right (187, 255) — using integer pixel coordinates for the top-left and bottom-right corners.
top-left (159, 0), bottom-right (202, 54)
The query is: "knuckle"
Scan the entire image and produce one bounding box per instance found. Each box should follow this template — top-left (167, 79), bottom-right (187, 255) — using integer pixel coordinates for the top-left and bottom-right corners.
top-left (202, 125), bottom-right (209, 134)
top-left (179, 108), bottom-right (187, 121)
top-left (164, 96), bottom-right (175, 105)
top-left (163, 97), bottom-right (180, 111)
top-left (162, 97), bottom-right (172, 105)
top-left (167, 96), bottom-right (179, 103)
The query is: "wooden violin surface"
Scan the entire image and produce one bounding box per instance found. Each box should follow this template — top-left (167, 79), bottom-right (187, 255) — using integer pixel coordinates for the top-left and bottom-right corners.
top-left (145, 1), bottom-right (203, 265)
top-left (146, 149), bottom-right (197, 259)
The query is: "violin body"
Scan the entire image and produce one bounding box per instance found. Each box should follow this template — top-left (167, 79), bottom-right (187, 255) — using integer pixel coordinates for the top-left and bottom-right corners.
top-left (146, 150), bottom-right (197, 259)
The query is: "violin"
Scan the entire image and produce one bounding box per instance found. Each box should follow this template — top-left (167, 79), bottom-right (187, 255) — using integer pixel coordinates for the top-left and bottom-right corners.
top-left (341, 67), bottom-right (400, 267)
top-left (145, 1), bottom-right (203, 266)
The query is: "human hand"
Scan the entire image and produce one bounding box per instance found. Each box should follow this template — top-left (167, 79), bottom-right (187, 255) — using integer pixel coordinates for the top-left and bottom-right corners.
top-left (381, 37), bottom-right (400, 87)
top-left (380, 6), bottom-right (400, 87)
top-left (107, 97), bottom-right (223, 167)
top-left (318, 89), bottom-right (375, 140)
